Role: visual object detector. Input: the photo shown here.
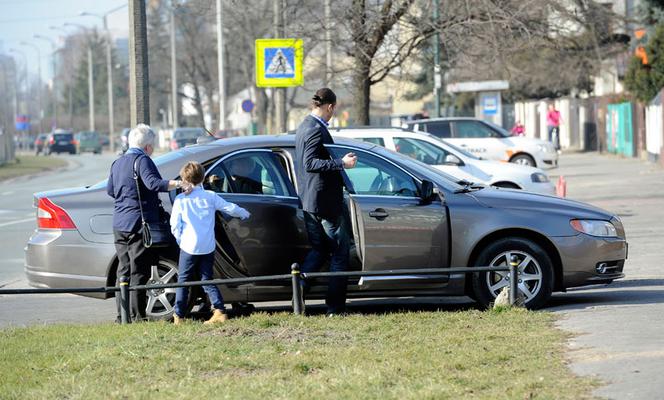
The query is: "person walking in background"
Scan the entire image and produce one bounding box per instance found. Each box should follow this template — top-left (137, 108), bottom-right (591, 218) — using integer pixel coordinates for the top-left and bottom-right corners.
top-left (295, 88), bottom-right (357, 316)
top-left (107, 124), bottom-right (192, 322)
top-left (511, 120), bottom-right (525, 136)
top-left (170, 161), bottom-right (250, 325)
top-left (546, 104), bottom-right (562, 150)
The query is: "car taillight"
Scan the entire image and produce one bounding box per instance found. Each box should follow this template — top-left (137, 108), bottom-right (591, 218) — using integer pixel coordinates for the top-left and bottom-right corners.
top-left (170, 139), bottom-right (178, 150)
top-left (37, 197), bottom-right (76, 230)
top-left (71, 139), bottom-right (78, 145)
top-left (49, 138), bottom-right (55, 145)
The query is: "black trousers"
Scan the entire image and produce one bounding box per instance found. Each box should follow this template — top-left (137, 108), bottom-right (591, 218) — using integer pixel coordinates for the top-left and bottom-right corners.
top-left (114, 230), bottom-right (156, 321)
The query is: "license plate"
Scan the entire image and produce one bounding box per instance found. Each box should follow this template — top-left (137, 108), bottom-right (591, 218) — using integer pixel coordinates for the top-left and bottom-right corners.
top-left (59, 141), bottom-right (69, 145)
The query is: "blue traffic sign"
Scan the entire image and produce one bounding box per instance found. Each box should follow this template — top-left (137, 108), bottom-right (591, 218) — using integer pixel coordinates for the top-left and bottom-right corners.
top-left (264, 47), bottom-right (295, 79)
top-left (241, 99), bottom-right (254, 113)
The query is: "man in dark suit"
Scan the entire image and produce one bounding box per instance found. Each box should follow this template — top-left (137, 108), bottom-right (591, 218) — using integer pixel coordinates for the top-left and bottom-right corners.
top-left (295, 88), bottom-right (357, 316)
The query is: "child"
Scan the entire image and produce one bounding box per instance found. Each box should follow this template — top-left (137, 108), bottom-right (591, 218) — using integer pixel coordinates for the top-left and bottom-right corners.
top-left (170, 161), bottom-right (250, 325)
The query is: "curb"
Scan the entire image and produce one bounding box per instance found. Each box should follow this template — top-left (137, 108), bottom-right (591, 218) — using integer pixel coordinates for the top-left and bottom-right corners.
top-left (0, 157), bottom-right (81, 184)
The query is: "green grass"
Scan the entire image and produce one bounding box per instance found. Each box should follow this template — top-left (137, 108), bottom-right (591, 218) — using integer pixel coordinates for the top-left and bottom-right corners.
top-left (0, 155), bottom-right (68, 181)
top-left (0, 309), bottom-right (596, 399)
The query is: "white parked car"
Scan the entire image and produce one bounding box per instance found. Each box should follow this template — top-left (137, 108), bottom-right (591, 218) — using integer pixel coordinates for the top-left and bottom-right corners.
top-left (404, 117), bottom-right (558, 168)
top-left (332, 127), bottom-right (556, 195)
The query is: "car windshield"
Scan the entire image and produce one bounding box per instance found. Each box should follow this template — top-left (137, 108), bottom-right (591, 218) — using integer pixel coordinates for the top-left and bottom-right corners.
top-left (424, 133), bottom-right (481, 160)
top-left (484, 121), bottom-right (511, 138)
top-left (174, 129), bottom-right (204, 139)
top-left (87, 150), bottom-right (190, 190)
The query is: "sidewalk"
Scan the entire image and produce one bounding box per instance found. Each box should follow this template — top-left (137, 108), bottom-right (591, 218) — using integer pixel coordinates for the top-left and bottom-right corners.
top-left (549, 152), bottom-right (664, 399)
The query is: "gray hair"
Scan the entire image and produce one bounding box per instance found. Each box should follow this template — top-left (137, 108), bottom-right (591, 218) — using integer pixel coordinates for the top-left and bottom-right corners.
top-left (128, 124), bottom-right (156, 149)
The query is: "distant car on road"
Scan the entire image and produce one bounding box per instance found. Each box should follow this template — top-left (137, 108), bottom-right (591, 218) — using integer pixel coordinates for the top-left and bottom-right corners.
top-left (333, 127), bottom-right (556, 195)
top-left (34, 134), bottom-right (49, 155)
top-left (75, 131), bottom-right (102, 154)
top-left (25, 135), bottom-right (627, 319)
top-left (170, 127), bottom-right (206, 151)
top-left (405, 117), bottom-right (558, 168)
top-left (119, 128), bottom-right (131, 154)
top-left (46, 130), bottom-right (76, 155)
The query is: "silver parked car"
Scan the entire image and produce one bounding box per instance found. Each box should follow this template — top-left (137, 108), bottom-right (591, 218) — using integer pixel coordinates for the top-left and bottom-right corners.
top-left (25, 135), bottom-right (627, 317)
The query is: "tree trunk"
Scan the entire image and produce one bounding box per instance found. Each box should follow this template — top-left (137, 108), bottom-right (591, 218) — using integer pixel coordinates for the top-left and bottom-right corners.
top-left (352, 57), bottom-right (371, 125)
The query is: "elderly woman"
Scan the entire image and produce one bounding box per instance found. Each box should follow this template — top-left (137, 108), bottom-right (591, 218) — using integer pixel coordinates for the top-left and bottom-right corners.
top-left (107, 124), bottom-right (191, 322)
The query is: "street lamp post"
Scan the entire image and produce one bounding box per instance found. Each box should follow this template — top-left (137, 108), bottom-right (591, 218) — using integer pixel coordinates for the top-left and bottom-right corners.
top-left (8, 48), bottom-right (27, 115)
top-left (80, 4), bottom-right (127, 152)
top-left (216, 0), bottom-right (226, 131)
top-left (170, 0), bottom-right (178, 129)
top-left (19, 41), bottom-right (43, 133)
top-left (34, 34), bottom-right (58, 129)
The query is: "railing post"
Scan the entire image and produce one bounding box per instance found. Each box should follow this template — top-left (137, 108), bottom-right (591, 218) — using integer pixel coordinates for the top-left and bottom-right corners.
top-left (119, 276), bottom-right (131, 324)
top-left (509, 255), bottom-right (519, 306)
top-left (291, 263), bottom-right (304, 315)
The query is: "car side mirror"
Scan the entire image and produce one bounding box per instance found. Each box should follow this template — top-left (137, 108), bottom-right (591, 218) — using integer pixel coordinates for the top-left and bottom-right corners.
top-left (444, 154), bottom-right (462, 166)
top-left (420, 180), bottom-right (436, 204)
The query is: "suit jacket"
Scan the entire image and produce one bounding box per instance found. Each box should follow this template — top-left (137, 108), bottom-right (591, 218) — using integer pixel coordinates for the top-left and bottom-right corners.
top-left (107, 148), bottom-right (170, 233)
top-left (295, 115), bottom-right (344, 219)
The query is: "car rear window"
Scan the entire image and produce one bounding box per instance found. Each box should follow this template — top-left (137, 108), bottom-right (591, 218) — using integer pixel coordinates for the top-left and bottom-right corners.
top-left (53, 133), bottom-right (73, 140)
top-left (79, 132), bottom-right (98, 139)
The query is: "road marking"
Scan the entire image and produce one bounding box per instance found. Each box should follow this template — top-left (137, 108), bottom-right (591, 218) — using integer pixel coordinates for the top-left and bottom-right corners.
top-left (0, 218), bottom-right (34, 228)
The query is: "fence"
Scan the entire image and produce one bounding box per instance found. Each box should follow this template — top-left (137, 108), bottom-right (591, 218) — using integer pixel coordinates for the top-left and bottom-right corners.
top-left (0, 262), bottom-right (522, 324)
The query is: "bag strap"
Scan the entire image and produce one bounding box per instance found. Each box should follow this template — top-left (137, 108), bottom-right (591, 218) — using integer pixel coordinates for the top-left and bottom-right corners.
top-left (132, 155), bottom-right (147, 224)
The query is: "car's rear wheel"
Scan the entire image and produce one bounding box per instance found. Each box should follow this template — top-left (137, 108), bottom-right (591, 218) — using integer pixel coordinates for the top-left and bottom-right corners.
top-left (471, 237), bottom-right (553, 309)
top-left (510, 154), bottom-right (536, 167)
top-left (145, 258), bottom-right (179, 320)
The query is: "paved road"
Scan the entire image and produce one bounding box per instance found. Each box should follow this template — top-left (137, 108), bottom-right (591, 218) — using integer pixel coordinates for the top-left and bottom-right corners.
top-left (0, 152), bottom-right (118, 326)
top-left (548, 153), bottom-right (664, 400)
top-left (1, 150), bottom-right (662, 399)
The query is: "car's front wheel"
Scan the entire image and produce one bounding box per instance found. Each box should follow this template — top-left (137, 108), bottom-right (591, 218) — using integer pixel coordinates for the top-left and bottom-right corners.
top-left (510, 154), bottom-right (536, 167)
top-left (471, 237), bottom-right (554, 309)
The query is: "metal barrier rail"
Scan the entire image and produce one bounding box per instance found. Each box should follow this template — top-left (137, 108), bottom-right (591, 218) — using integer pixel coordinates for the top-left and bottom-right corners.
top-left (0, 259), bottom-right (521, 323)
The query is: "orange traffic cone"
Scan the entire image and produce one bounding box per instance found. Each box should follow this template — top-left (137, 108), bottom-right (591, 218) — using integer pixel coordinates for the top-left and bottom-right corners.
top-left (556, 176), bottom-right (567, 197)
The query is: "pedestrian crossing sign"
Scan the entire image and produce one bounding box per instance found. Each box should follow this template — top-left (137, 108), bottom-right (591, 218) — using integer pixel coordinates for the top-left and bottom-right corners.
top-left (255, 38), bottom-right (304, 87)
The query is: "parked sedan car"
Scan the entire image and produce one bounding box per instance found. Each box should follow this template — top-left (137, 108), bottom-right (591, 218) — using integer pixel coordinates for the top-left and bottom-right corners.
top-left (170, 127), bottom-right (206, 150)
top-left (46, 130), bottom-right (76, 155)
top-left (25, 135), bottom-right (627, 319)
top-left (75, 131), bottom-right (102, 154)
top-left (333, 128), bottom-right (556, 195)
top-left (34, 134), bottom-right (49, 155)
top-left (405, 117), bottom-right (558, 168)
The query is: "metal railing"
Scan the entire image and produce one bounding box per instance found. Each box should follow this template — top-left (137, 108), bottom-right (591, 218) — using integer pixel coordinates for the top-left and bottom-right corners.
top-left (0, 258), bottom-right (521, 324)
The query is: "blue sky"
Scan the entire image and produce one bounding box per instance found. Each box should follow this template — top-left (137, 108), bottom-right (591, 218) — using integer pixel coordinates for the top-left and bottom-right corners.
top-left (0, 0), bottom-right (129, 81)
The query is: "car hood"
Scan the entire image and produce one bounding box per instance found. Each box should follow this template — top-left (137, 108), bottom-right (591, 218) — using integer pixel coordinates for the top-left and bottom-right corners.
top-left (469, 187), bottom-right (614, 220)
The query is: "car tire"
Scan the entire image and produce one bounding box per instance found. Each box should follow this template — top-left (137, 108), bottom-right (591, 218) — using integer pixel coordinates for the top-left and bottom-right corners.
top-left (510, 154), bottom-right (536, 167)
top-left (471, 237), bottom-right (554, 310)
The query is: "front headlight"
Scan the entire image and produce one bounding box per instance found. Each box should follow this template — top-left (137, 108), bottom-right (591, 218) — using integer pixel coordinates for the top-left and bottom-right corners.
top-left (570, 219), bottom-right (617, 237)
top-left (537, 144), bottom-right (555, 153)
top-left (531, 172), bottom-right (549, 183)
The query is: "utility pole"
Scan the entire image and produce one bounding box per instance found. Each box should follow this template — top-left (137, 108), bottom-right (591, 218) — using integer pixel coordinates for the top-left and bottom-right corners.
top-left (129, 0), bottom-right (150, 126)
top-left (170, 1), bottom-right (178, 128)
top-left (324, 0), bottom-right (332, 86)
top-left (20, 41), bottom-right (43, 133)
top-left (433, 0), bottom-right (441, 118)
top-left (8, 49), bottom-right (27, 115)
top-left (216, 0), bottom-right (226, 131)
top-left (273, 0), bottom-right (286, 133)
top-left (81, 4), bottom-right (127, 152)
top-left (88, 46), bottom-right (95, 131)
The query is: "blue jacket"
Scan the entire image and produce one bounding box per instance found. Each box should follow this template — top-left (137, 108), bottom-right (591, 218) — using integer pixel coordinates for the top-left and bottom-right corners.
top-left (295, 115), bottom-right (344, 219)
top-left (107, 148), bottom-right (170, 233)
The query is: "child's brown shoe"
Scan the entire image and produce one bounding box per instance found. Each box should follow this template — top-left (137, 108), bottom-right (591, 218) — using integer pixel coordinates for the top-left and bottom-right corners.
top-left (173, 315), bottom-right (184, 325)
top-left (203, 309), bottom-right (228, 325)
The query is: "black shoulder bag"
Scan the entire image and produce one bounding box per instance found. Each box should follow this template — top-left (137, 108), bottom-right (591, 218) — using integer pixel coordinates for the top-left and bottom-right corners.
top-left (133, 156), bottom-right (174, 248)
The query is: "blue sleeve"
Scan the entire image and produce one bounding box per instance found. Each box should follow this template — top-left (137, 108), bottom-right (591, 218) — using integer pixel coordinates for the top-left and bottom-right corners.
top-left (138, 156), bottom-right (170, 192)
top-left (106, 162), bottom-right (115, 198)
top-left (303, 127), bottom-right (344, 173)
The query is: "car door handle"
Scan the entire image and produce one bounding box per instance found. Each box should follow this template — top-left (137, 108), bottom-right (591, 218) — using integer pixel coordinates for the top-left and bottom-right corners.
top-left (369, 209), bottom-right (389, 219)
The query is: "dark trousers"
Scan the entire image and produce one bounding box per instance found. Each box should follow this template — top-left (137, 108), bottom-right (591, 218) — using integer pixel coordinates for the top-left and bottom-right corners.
top-left (174, 251), bottom-right (224, 318)
top-left (301, 210), bottom-right (351, 314)
top-left (114, 230), bottom-right (155, 321)
top-left (548, 126), bottom-right (560, 150)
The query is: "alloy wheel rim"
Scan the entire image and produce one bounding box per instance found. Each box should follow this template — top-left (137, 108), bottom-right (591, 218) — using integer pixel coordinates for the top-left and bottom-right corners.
top-left (486, 250), bottom-right (543, 302)
top-left (145, 261), bottom-right (178, 318)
